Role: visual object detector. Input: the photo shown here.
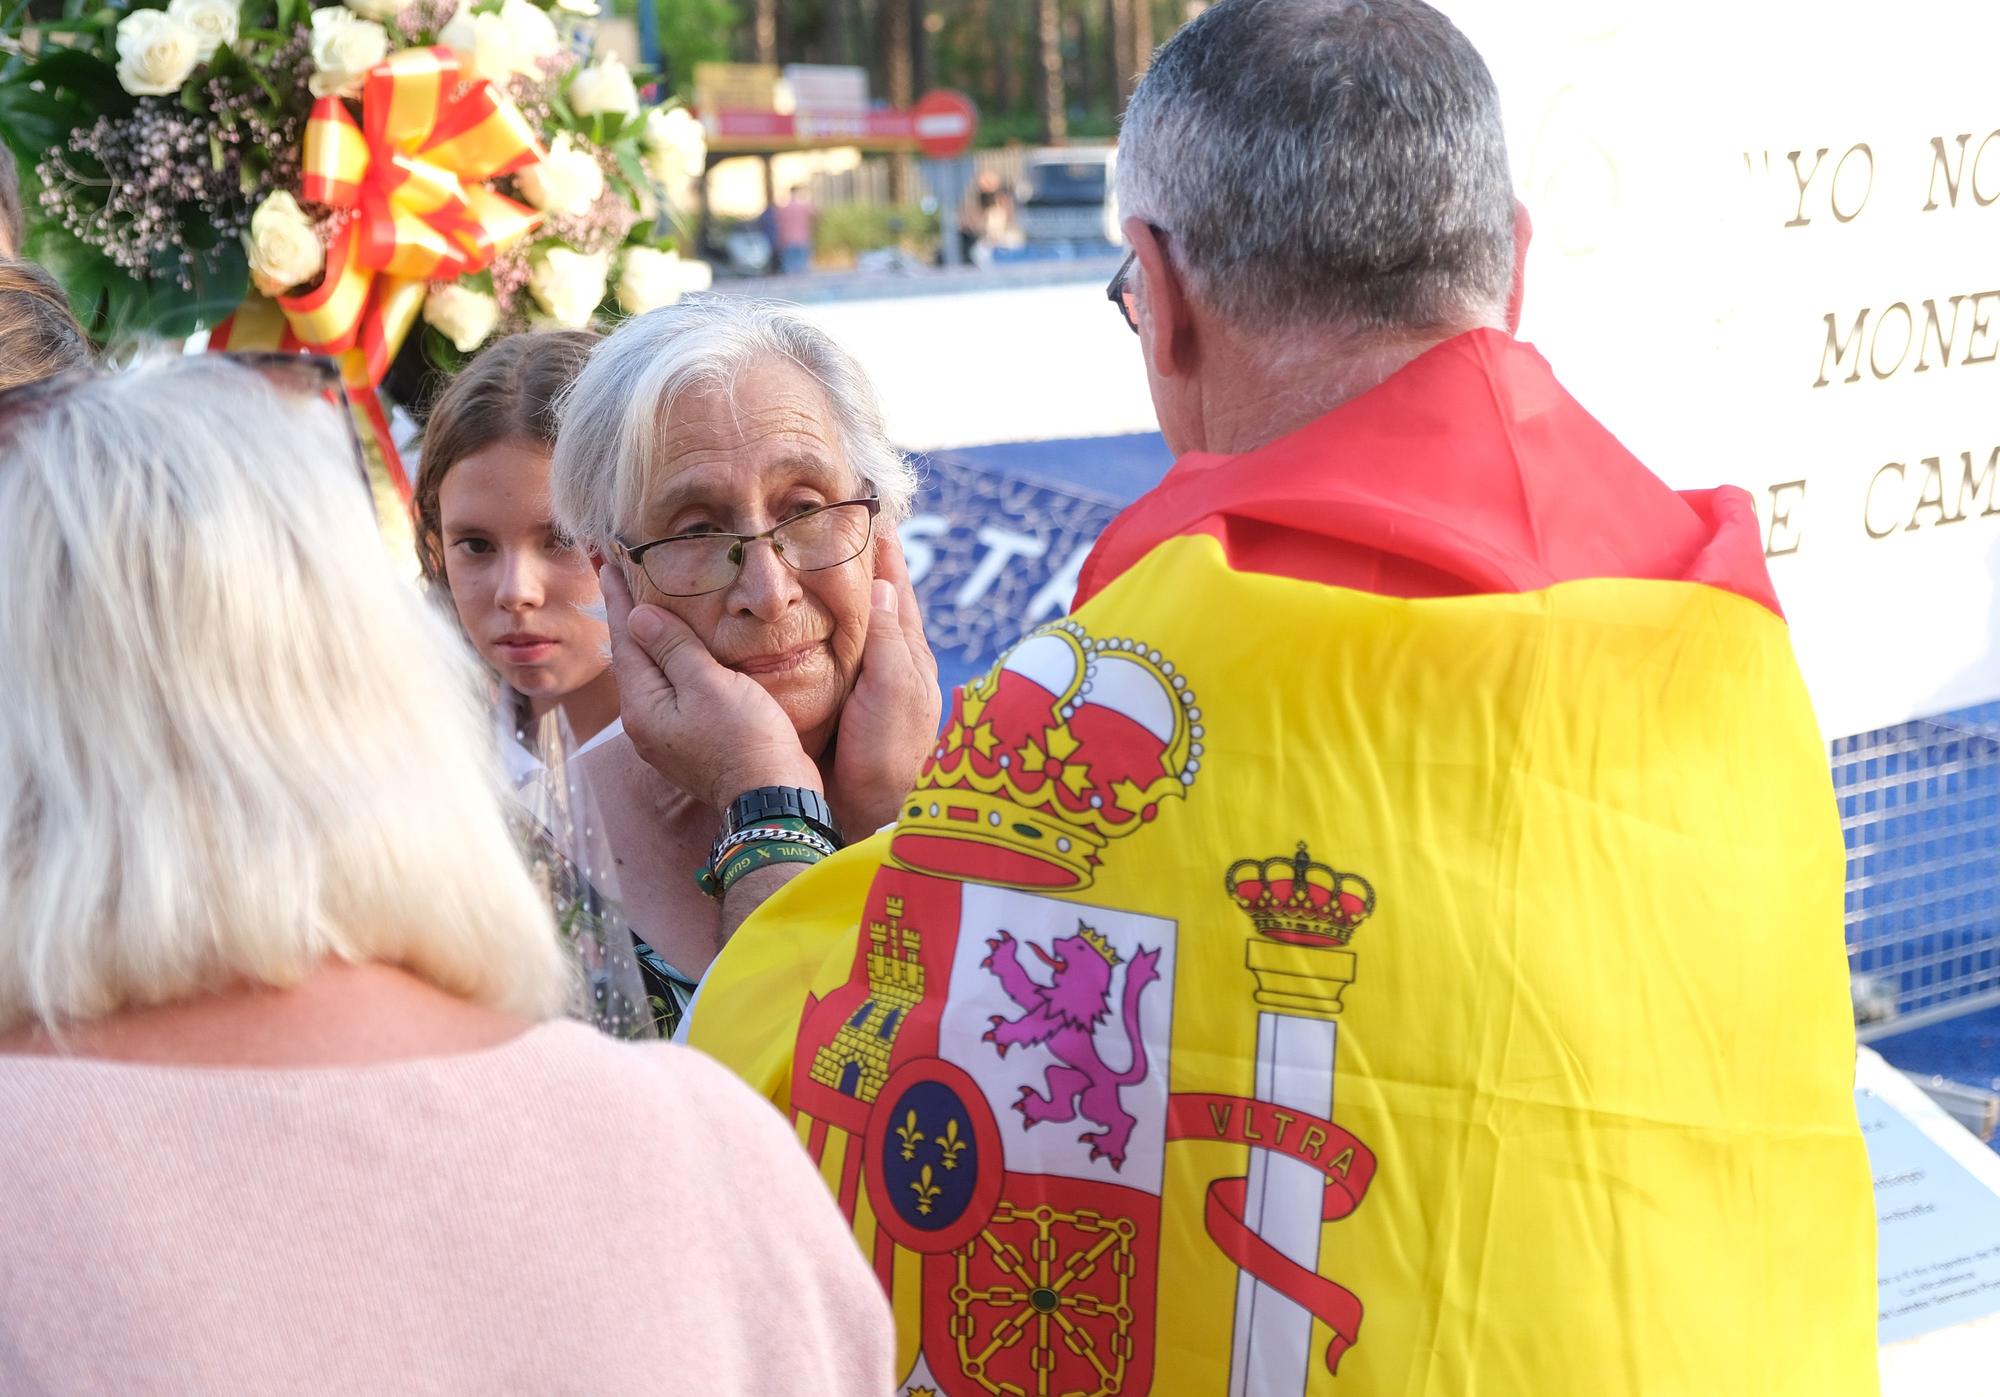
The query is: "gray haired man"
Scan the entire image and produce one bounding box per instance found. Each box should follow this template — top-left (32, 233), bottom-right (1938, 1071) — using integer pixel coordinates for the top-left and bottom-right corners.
top-left (1064, 0), bottom-right (1878, 1390)
top-left (679, 1), bottom-right (1878, 1392)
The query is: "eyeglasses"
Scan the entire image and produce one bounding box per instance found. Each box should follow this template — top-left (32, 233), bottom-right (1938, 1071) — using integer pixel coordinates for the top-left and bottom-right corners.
top-left (0, 352), bottom-right (369, 492)
top-left (618, 494), bottom-right (882, 598)
top-left (1107, 250), bottom-right (1139, 333)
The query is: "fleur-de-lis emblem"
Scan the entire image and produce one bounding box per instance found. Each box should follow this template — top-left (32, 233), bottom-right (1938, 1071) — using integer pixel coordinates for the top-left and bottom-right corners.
top-left (896, 1109), bottom-right (926, 1161)
top-left (936, 1117), bottom-right (967, 1171)
top-left (911, 1164), bottom-right (942, 1215)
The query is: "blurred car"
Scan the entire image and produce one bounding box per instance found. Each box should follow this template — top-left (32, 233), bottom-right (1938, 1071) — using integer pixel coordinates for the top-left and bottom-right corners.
top-left (1016, 148), bottom-right (1120, 252)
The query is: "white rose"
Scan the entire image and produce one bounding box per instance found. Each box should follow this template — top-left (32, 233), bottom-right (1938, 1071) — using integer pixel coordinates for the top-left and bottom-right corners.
top-left (114, 10), bottom-right (202, 97)
top-left (341, 0), bottom-right (400, 21)
top-left (552, 0), bottom-right (596, 13)
top-left (438, 7), bottom-right (511, 84)
top-left (616, 246), bottom-right (710, 315)
top-left (567, 55), bottom-right (637, 118)
top-left (528, 246), bottom-right (609, 329)
top-left (245, 192), bottom-right (326, 297)
top-left (423, 283), bottom-right (501, 353)
top-left (513, 132), bottom-right (604, 218)
top-left (439, 0), bottom-right (552, 83)
top-left (499, 0), bottom-right (559, 64)
top-left (165, 0), bottom-right (239, 62)
top-left (307, 7), bottom-right (389, 98)
top-left (640, 105), bottom-right (706, 186)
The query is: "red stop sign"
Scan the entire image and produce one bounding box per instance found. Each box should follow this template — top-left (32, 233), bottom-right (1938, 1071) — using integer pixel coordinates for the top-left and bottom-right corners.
top-left (912, 89), bottom-right (977, 159)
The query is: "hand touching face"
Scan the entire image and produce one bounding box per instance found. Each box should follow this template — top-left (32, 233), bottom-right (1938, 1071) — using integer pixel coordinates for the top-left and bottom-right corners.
top-left (829, 528), bottom-right (940, 834)
top-left (602, 530), bottom-right (939, 835)
top-left (605, 354), bottom-right (940, 834)
top-left (625, 357), bottom-right (875, 760)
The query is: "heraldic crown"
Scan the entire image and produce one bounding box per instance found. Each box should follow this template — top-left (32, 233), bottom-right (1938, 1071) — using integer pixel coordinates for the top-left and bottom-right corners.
top-left (1072, 921), bottom-right (1121, 965)
top-left (890, 619), bottom-right (1200, 892)
top-left (1227, 840), bottom-right (1376, 947)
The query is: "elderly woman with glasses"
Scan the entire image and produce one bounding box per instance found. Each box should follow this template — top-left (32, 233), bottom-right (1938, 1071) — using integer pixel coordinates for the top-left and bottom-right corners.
top-left (551, 297), bottom-right (940, 986)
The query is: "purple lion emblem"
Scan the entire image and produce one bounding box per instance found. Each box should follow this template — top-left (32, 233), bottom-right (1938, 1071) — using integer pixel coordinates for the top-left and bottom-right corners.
top-left (980, 922), bottom-right (1162, 1169)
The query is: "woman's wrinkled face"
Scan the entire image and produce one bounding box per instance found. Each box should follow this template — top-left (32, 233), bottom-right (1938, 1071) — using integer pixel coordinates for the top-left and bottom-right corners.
top-left (626, 357), bottom-right (877, 758)
top-left (439, 437), bottom-right (611, 707)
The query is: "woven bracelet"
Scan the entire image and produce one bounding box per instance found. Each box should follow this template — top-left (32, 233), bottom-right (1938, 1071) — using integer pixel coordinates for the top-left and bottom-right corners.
top-left (716, 839), bottom-right (826, 892)
top-left (696, 826), bottom-right (835, 898)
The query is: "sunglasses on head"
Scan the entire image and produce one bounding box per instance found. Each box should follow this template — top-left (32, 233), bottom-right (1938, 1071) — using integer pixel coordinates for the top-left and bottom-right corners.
top-left (0, 351), bottom-right (370, 493)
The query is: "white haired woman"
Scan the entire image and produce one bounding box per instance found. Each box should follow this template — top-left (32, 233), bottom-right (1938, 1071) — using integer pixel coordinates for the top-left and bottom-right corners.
top-left (551, 297), bottom-right (940, 983)
top-left (0, 355), bottom-right (892, 1392)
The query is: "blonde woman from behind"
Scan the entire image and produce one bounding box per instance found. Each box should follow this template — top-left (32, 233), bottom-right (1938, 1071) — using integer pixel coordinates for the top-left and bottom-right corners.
top-left (0, 356), bottom-right (892, 1395)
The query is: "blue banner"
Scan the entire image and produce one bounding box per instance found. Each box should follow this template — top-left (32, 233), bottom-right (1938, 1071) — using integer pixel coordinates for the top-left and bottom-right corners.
top-left (898, 433), bottom-right (1171, 695)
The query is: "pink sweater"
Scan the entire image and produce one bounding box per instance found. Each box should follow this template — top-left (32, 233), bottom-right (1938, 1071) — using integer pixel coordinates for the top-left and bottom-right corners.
top-left (0, 1022), bottom-right (892, 1395)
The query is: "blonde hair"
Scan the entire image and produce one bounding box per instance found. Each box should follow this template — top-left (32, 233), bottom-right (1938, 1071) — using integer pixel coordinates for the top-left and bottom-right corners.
top-left (0, 356), bottom-right (570, 1032)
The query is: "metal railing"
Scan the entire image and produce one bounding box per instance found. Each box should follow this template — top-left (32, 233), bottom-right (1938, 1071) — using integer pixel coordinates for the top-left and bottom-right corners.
top-left (1839, 701), bottom-right (2000, 1041)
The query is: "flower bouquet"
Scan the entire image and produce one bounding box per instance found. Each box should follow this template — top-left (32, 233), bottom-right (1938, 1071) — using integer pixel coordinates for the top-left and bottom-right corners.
top-left (0, 0), bottom-right (711, 431)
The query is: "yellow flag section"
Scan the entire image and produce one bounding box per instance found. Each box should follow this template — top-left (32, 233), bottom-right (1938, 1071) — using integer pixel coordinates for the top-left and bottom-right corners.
top-left (691, 532), bottom-right (1877, 1397)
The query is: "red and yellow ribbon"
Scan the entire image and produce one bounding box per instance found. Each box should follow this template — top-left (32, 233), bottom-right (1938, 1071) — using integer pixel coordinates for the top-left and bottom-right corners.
top-left (208, 293), bottom-right (415, 503)
top-left (276, 45), bottom-right (544, 389)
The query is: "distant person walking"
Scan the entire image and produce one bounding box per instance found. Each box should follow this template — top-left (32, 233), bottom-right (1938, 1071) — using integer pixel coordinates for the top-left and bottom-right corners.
top-left (957, 169), bottom-right (1011, 263)
top-left (774, 185), bottom-right (815, 276)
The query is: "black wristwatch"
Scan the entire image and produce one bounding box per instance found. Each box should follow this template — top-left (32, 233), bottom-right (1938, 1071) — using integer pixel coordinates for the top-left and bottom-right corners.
top-left (723, 785), bottom-right (843, 849)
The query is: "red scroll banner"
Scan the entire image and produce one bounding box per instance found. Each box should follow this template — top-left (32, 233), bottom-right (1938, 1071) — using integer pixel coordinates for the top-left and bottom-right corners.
top-left (1166, 1092), bottom-right (1379, 1375)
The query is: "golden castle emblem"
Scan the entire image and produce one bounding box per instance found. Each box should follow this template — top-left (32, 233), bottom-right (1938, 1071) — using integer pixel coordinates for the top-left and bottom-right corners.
top-left (809, 895), bottom-right (924, 1105)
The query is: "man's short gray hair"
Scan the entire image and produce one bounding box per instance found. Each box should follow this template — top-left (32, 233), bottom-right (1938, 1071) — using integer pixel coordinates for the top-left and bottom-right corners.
top-left (1117, 0), bottom-right (1515, 335)
top-left (550, 296), bottom-right (917, 549)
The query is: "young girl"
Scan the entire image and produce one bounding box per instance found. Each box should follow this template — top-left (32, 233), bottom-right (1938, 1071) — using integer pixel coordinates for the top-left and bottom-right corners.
top-left (417, 331), bottom-right (619, 777)
top-left (418, 332), bottom-right (697, 1034)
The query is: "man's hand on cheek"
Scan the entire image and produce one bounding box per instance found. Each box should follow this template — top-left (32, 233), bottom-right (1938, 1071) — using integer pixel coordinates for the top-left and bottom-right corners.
top-left (831, 529), bottom-right (942, 836)
top-left (602, 563), bottom-right (821, 812)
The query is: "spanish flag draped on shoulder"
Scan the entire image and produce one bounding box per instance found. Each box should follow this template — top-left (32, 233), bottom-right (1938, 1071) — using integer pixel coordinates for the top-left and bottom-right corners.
top-left (690, 328), bottom-right (1879, 1396)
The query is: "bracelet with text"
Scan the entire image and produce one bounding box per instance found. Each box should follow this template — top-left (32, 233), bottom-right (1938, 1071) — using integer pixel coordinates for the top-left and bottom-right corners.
top-left (697, 823), bottom-right (836, 898)
top-left (700, 812), bottom-right (800, 876)
top-left (715, 839), bottom-right (826, 893)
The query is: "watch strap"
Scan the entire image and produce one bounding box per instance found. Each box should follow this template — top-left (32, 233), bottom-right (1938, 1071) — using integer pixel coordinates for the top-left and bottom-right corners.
top-left (724, 785), bottom-right (842, 847)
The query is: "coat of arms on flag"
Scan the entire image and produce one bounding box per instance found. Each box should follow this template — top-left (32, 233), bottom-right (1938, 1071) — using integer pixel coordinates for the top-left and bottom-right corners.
top-left (797, 874), bottom-right (1177, 1397)
top-left (788, 620), bottom-right (1193, 1396)
top-left (777, 618), bottom-right (1387, 1396)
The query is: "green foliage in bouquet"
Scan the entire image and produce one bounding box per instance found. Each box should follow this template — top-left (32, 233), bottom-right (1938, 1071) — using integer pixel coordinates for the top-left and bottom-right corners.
top-left (0, 0), bottom-right (710, 357)
top-left (0, 0), bottom-right (314, 339)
